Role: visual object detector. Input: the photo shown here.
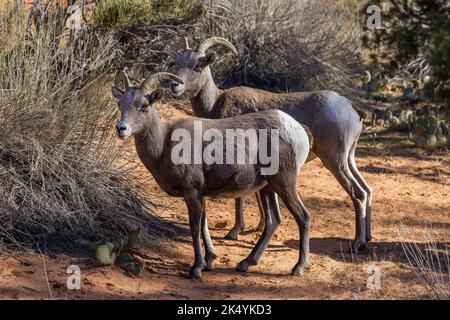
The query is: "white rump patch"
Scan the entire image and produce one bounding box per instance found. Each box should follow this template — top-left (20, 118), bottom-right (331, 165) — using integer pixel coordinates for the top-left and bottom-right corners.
top-left (276, 110), bottom-right (309, 173)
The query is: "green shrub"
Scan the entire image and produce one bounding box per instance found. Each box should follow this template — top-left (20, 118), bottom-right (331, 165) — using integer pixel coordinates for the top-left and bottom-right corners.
top-left (362, 0), bottom-right (450, 117)
top-left (93, 0), bottom-right (201, 29)
top-left (152, 0), bottom-right (202, 24)
top-left (93, 0), bottom-right (153, 29)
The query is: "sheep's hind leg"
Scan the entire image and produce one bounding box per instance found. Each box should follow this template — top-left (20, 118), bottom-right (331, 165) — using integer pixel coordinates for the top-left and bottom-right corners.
top-left (255, 192), bottom-right (266, 231)
top-left (236, 187), bottom-right (281, 272)
top-left (322, 153), bottom-right (368, 253)
top-left (225, 197), bottom-right (245, 240)
top-left (280, 192), bottom-right (311, 276)
top-left (348, 143), bottom-right (373, 242)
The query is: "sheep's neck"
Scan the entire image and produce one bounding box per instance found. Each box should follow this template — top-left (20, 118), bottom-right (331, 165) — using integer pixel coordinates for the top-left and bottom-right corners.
top-left (190, 67), bottom-right (222, 118)
top-left (134, 109), bottom-right (167, 166)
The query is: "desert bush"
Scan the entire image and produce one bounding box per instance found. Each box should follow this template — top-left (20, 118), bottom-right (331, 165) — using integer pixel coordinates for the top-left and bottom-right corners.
top-left (93, 0), bottom-right (153, 29)
top-left (362, 0), bottom-right (450, 117)
top-left (93, 0), bottom-right (201, 29)
top-left (200, 0), bottom-right (362, 94)
top-left (399, 225), bottom-right (450, 299)
top-left (151, 0), bottom-right (202, 25)
top-left (0, 2), bottom-right (172, 250)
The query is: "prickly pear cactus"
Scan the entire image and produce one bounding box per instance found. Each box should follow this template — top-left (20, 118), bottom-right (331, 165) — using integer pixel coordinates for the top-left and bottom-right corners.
top-left (89, 227), bottom-right (144, 275)
top-left (383, 108), bottom-right (412, 131)
top-left (376, 119), bottom-right (385, 127)
top-left (385, 110), bottom-right (393, 120)
top-left (389, 116), bottom-right (401, 127)
top-left (95, 243), bottom-right (117, 265)
top-left (409, 115), bottom-right (449, 148)
top-left (88, 240), bottom-right (102, 251)
top-left (425, 135), bottom-right (438, 148)
top-left (126, 228), bottom-right (140, 250)
top-left (437, 135), bottom-right (448, 145)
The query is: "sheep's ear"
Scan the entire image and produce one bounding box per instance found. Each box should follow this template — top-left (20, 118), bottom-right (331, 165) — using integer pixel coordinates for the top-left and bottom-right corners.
top-left (148, 89), bottom-right (164, 103)
top-left (196, 52), bottom-right (217, 71)
top-left (204, 51), bottom-right (217, 65)
top-left (112, 86), bottom-right (124, 99)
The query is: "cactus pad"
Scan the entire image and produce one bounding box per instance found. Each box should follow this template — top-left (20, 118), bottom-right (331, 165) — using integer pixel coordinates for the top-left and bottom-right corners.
top-left (90, 227), bottom-right (143, 275)
top-left (95, 244), bottom-right (117, 265)
top-left (425, 135), bottom-right (438, 148)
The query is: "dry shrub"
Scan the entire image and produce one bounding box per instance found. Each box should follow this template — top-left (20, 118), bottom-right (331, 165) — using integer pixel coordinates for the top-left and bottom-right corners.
top-left (399, 224), bottom-right (450, 299)
top-left (202, 0), bottom-right (362, 94)
top-left (0, 2), bottom-right (173, 250)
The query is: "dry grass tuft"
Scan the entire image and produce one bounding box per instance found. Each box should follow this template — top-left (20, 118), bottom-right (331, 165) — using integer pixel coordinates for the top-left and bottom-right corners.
top-left (398, 224), bottom-right (450, 299)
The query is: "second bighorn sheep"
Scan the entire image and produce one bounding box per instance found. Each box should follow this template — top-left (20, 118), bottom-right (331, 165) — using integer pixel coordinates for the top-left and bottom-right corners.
top-left (170, 37), bottom-right (373, 252)
top-left (112, 72), bottom-right (313, 279)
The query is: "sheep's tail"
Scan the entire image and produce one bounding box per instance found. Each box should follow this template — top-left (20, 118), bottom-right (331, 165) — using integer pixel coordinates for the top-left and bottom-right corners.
top-left (353, 107), bottom-right (367, 121)
top-left (301, 124), bottom-right (314, 150)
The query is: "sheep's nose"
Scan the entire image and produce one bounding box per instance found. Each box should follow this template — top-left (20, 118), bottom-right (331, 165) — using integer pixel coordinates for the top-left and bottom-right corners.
top-left (170, 81), bottom-right (184, 91)
top-left (116, 122), bottom-right (127, 132)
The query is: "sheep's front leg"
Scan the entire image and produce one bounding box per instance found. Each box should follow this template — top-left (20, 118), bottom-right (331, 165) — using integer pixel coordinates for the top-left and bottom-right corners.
top-left (184, 190), bottom-right (206, 279)
top-left (201, 198), bottom-right (217, 271)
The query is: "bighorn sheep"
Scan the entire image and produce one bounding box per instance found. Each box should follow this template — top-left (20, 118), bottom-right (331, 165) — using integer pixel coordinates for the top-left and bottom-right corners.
top-left (170, 37), bottom-right (373, 252)
top-left (112, 71), bottom-right (312, 279)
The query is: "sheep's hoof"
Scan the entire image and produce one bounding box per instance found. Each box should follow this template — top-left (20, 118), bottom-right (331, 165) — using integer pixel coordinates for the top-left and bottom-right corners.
top-left (225, 227), bottom-right (243, 240)
top-left (351, 239), bottom-right (368, 254)
top-left (189, 266), bottom-right (203, 279)
top-left (256, 222), bottom-right (265, 232)
top-left (236, 260), bottom-right (250, 273)
top-left (366, 235), bottom-right (373, 242)
top-left (291, 263), bottom-right (308, 276)
top-left (204, 253), bottom-right (217, 271)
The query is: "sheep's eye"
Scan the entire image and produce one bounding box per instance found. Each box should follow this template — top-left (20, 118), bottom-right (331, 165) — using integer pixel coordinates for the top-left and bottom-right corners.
top-left (139, 105), bottom-right (148, 112)
top-left (194, 64), bottom-right (203, 72)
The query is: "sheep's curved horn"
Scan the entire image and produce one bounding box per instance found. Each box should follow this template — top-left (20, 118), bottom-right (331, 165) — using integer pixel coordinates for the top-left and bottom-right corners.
top-left (122, 68), bottom-right (132, 88)
top-left (176, 36), bottom-right (190, 51)
top-left (196, 37), bottom-right (237, 55)
top-left (141, 72), bottom-right (184, 93)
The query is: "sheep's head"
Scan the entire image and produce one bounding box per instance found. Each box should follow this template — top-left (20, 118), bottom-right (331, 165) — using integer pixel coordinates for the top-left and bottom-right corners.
top-left (170, 37), bottom-right (237, 97)
top-left (112, 71), bottom-right (183, 139)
